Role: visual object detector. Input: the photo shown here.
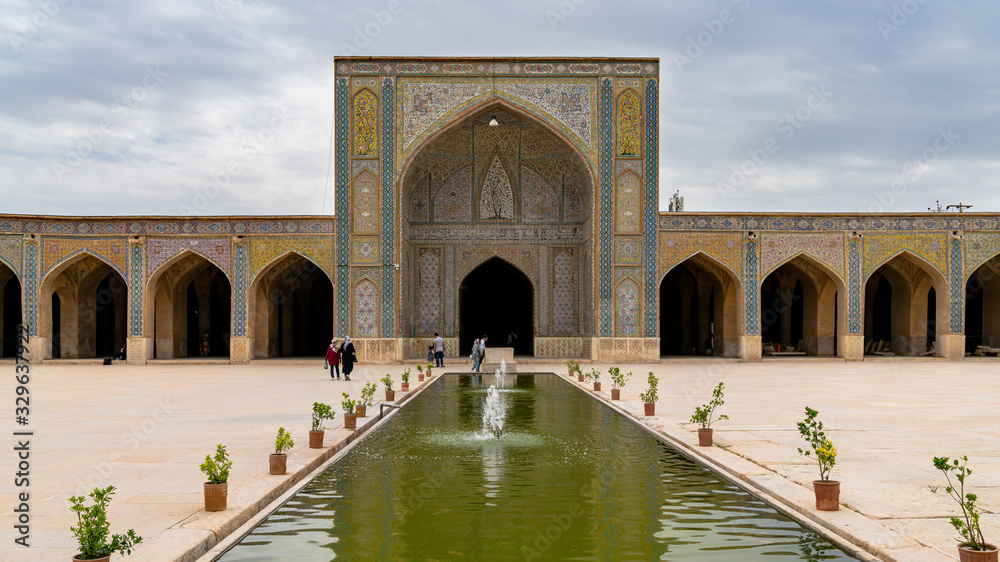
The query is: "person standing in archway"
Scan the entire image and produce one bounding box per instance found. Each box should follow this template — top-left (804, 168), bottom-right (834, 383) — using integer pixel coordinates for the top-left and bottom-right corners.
top-left (433, 332), bottom-right (444, 368)
top-left (341, 336), bottom-right (356, 381)
top-left (478, 335), bottom-right (488, 369)
top-left (325, 338), bottom-right (341, 380)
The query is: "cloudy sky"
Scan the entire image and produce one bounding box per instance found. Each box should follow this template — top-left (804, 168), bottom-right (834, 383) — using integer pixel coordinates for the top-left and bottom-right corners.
top-left (1, 0), bottom-right (997, 216)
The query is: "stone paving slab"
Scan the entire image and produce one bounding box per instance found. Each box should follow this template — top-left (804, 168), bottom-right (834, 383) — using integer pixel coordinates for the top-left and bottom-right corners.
top-left (3, 359), bottom-right (1000, 561)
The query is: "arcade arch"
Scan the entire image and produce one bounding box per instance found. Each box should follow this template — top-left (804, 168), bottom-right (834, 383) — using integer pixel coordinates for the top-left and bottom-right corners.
top-left (146, 252), bottom-right (231, 359)
top-left (659, 254), bottom-right (740, 357)
top-left (965, 254), bottom-right (1000, 353)
top-left (760, 255), bottom-right (845, 356)
top-left (250, 253), bottom-right (333, 358)
top-left (39, 253), bottom-right (127, 359)
top-left (864, 252), bottom-right (947, 356)
top-left (459, 257), bottom-right (533, 356)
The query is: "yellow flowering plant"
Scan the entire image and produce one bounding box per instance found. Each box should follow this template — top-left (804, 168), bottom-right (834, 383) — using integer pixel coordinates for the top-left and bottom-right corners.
top-left (797, 407), bottom-right (837, 482)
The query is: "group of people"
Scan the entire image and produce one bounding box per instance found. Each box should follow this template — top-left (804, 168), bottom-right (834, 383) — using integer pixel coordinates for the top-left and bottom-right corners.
top-left (423, 332), bottom-right (490, 372)
top-left (470, 335), bottom-right (488, 372)
top-left (324, 336), bottom-right (357, 381)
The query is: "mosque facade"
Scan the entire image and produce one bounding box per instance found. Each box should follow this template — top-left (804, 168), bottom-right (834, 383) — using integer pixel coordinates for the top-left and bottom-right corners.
top-left (1, 57), bottom-right (993, 364)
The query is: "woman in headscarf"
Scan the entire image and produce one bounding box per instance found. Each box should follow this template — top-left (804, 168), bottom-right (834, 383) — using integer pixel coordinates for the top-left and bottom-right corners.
top-left (340, 336), bottom-right (356, 381)
top-left (325, 338), bottom-right (341, 379)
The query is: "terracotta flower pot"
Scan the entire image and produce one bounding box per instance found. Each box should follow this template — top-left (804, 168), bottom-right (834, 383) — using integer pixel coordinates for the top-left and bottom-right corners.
top-left (958, 544), bottom-right (999, 562)
top-left (356, 403), bottom-right (367, 417)
top-left (401, 382), bottom-right (410, 391)
top-left (568, 368), bottom-right (573, 377)
top-left (204, 482), bottom-right (228, 511)
top-left (578, 374), bottom-right (585, 382)
top-left (344, 413), bottom-right (357, 429)
top-left (593, 382), bottom-right (601, 391)
top-left (309, 430), bottom-right (325, 449)
top-left (74, 556), bottom-right (110, 562)
top-left (418, 373), bottom-right (425, 382)
top-left (698, 428), bottom-right (713, 447)
top-left (812, 480), bottom-right (840, 511)
top-left (269, 453), bottom-right (287, 475)
top-left (611, 389), bottom-right (620, 400)
top-left (643, 403), bottom-right (655, 416)
top-left (385, 390), bottom-right (396, 402)
top-left (427, 368), bottom-right (433, 377)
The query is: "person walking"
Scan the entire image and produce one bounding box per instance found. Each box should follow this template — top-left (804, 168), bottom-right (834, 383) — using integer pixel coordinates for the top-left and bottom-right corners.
top-left (477, 335), bottom-right (487, 372)
top-left (340, 336), bottom-right (356, 381)
top-left (325, 338), bottom-right (341, 380)
top-left (433, 332), bottom-right (444, 368)
top-left (470, 338), bottom-right (481, 372)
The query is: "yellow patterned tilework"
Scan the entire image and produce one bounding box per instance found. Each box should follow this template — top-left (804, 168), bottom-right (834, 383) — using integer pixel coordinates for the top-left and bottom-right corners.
top-left (658, 231), bottom-right (743, 280)
top-left (616, 90), bottom-right (641, 157)
top-left (42, 237), bottom-right (127, 277)
top-left (0, 235), bottom-right (21, 276)
top-left (965, 232), bottom-right (1000, 274)
top-left (353, 89), bottom-right (378, 156)
top-left (760, 233), bottom-right (845, 282)
top-left (862, 233), bottom-right (947, 279)
top-left (250, 237), bottom-right (334, 282)
top-left (352, 236), bottom-right (379, 264)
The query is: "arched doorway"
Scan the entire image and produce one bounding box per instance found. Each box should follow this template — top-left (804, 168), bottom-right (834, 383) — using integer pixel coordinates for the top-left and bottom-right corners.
top-left (659, 254), bottom-right (740, 357)
top-left (864, 252), bottom-right (946, 356)
top-left (39, 253), bottom-right (128, 359)
top-left (251, 253), bottom-right (334, 358)
top-left (459, 258), bottom-right (533, 356)
top-left (0, 263), bottom-right (22, 358)
top-left (966, 255), bottom-right (1000, 353)
top-left (398, 103), bottom-right (593, 358)
top-left (147, 253), bottom-right (231, 359)
top-left (759, 256), bottom-right (842, 356)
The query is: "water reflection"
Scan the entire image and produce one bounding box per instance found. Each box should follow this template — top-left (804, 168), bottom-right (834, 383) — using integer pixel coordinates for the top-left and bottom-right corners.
top-left (219, 375), bottom-right (856, 561)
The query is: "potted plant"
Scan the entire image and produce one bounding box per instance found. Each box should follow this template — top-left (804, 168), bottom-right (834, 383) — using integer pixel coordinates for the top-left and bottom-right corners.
top-left (933, 456), bottom-right (998, 561)
top-left (199, 444), bottom-right (232, 511)
top-left (639, 372), bottom-right (658, 416)
top-left (690, 382), bottom-right (729, 446)
top-left (382, 373), bottom-right (395, 402)
top-left (270, 427), bottom-right (294, 475)
top-left (585, 367), bottom-right (602, 391)
top-left (427, 362), bottom-right (434, 377)
top-left (69, 485), bottom-right (142, 561)
top-left (401, 368), bottom-right (411, 391)
top-left (342, 392), bottom-right (358, 429)
top-left (416, 363), bottom-right (425, 382)
top-left (310, 402), bottom-right (335, 448)
top-left (609, 367), bottom-right (630, 400)
top-left (358, 381), bottom-right (376, 417)
top-left (797, 407), bottom-right (839, 511)
top-left (567, 359), bottom-right (580, 378)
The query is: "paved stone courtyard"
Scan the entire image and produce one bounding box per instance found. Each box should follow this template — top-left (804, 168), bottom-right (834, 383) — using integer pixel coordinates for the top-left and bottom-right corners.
top-left (2, 359), bottom-right (998, 561)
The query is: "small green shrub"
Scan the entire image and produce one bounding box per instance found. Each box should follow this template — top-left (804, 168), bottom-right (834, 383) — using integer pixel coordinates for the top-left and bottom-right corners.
top-left (361, 382), bottom-right (377, 406)
top-left (566, 360), bottom-right (580, 375)
top-left (585, 367), bottom-right (601, 383)
top-left (311, 402), bottom-right (335, 431)
top-left (69, 485), bottom-right (142, 560)
top-left (199, 444), bottom-right (232, 484)
top-left (402, 368), bottom-right (411, 383)
top-left (797, 407), bottom-right (836, 482)
top-left (382, 373), bottom-right (394, 392)
top-left (274, 427), bottom-right (294, 455)
top-left (933, 456), bottom-right (990, 551)
top-left (690, 382), bottom-right (729, 429)
top-left (610, 367), bottom-right (631, 390)
top-left (639, 372), bottom-right (658, 404)
top-left (341, 392), bottom-right (356, 415)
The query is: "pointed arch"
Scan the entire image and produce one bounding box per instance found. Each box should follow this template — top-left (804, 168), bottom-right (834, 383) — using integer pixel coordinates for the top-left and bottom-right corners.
top-left (250, 250), bottom-right (333, 358)
top-left (660, 252), bottom-right (743, 357)
top-left (760, 253), bottom-right (846, 357)
top-left (478, 154), bottom-right (515, 219)
top-left (864, 251), bottom-right (950, 357)
top-left (0, 261), bottom-right (22, 358)
top-left (614, 276), bottom-right (641, 337)
top-left (458, 256), bottom-right (534, 356)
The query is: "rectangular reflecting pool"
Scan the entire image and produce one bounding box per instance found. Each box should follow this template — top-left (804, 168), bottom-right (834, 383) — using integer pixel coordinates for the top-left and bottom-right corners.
top-left (219, 374), bottom-right (856, 560)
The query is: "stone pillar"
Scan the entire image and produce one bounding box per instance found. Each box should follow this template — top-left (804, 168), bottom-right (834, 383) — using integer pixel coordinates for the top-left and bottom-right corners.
top-left (937, 334), bottom-right (964, 361)
top-left (126, 336), bottom-right (148, 365)
top-left (740, 334), bottom-right (762, 362)
top-left (842, 334), bottom-right (864, 361)
top-left (230, 337), bottom-right (251, 364)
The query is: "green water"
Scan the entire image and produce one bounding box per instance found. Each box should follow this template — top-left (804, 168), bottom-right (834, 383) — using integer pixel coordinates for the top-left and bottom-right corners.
top-left (220, 374), bottom-right (856, 561)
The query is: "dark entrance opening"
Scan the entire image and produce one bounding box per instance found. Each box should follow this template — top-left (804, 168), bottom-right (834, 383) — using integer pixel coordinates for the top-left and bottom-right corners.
top-left (2, 276), bottom-right (22, 358)
top-left (871, 276), bottom-right (892, 343)
top-left (658, 267), bottom-right (715, 356)
top-left (460, 258), bottom-right (533, 356)
top-left (51, 293), bottom-right (61, 359)
top-left (94, 274), bottom-right (126, 357)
